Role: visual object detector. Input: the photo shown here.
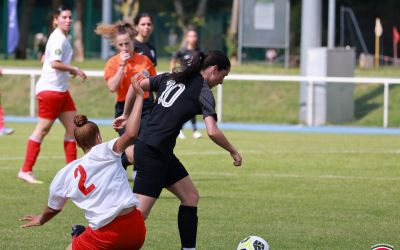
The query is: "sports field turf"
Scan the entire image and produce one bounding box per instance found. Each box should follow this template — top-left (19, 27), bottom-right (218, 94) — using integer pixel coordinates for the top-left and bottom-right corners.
top-left (1, 122), bottom-right (399, 249)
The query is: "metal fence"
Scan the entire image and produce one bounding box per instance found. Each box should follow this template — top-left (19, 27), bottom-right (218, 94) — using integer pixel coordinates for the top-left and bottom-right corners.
top-left (3, 68), bottom-right (400, 128)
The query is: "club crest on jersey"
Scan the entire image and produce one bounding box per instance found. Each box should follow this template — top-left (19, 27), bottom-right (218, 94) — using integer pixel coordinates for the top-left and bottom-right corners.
top-left (371, 244), bottom-right (394, 250)
top-left (158, 80), bottom-right (185, 107)
top-left (55, 48), bottom-right (62, 55)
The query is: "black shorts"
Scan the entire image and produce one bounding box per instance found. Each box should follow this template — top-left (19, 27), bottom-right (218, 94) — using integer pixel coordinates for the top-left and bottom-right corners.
top-left (133, 140), bottom-right (188, 198)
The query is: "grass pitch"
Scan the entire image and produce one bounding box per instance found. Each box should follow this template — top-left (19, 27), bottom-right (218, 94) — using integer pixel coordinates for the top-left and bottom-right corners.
top-left (0, 122), bottom-right (400, 249)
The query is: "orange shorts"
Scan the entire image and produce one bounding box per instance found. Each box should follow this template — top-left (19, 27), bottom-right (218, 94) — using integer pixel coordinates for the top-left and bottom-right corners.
top-left (36, 90), bottom-right (76, 120)
top-left (72, 208), bottom-right (146, 250)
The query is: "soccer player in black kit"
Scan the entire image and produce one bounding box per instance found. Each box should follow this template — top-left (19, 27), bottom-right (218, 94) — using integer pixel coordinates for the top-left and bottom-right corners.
top-left (114, 50), bottom-right (242, 250)
top-left (133, 13), bottom-right (157, 67)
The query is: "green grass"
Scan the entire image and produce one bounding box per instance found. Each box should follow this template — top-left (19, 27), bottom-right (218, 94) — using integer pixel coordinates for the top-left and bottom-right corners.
top-left (1, 122), bottom-right (400, 249)
top-left (2, 59), bottom-right (400, 126)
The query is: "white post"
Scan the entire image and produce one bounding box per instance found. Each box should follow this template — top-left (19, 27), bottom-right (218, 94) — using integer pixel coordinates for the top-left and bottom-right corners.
top-left (307, 81), bottom-right (314, 126)
top-left (383, 81), bottom-right (389, 128)
top-left (30, 74), bottom-right (36, 117)
top-left (217, 84), bottom-right (223, 123)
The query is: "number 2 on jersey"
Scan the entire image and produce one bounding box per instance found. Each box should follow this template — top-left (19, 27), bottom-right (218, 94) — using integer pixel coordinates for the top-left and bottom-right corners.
top-left (74, 165), bottom-right (96, 196)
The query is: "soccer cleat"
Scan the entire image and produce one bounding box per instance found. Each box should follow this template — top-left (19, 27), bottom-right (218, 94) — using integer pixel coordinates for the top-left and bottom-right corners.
top-left (178, 130), bottom-right (186, 139)
top-left (71, 224), bottom-right (86, 239)
top-left (0, 127), bottom-right (14, 136)
top-left (17, 171), bottom-right (43, 184)
top-left (192, 130), bottom-right (202, 139)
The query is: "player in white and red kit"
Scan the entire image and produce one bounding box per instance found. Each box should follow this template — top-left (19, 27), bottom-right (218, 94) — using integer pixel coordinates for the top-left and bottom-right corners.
top-left (18, 5), bottom-right (87, 184)
top-left (20, 76), bottom-right (146, 250)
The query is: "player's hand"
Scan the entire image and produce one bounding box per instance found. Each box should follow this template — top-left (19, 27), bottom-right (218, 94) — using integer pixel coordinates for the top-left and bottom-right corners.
top-left (131, 74), bottom-right (144, 97)
top-left (119, 50), bottom-right (131, 66)
top-left (231, 151), bottom-right (242, 167)
top-left (19, 214), bottom-right (43, 228)
top-left (76, 69), bottom-right (87, 82)
top-left (113, 115), bottom-right (128, 131)
top-left (71, 67), bottom-right (87, 82)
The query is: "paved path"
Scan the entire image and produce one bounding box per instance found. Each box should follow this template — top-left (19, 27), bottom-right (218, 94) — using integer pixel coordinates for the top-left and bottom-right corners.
top-left (6, 116), bottom-right (400, 135)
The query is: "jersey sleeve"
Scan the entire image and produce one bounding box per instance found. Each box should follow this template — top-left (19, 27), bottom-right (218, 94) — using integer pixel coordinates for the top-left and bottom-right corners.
top-left (144, 56), bottom-right (157, 77)
top-left (107, 137), bottom-right (121, 157)
top-left (103, 57), bottom-right (118, 81)
top-left (149, 73), bottom-right (169, 92)
top-left (47, 170), bottom-right (68, 210)
top-left (47, 37), bottom-right (65, 62)
top-left (199, 84), bottom-right (218, 121)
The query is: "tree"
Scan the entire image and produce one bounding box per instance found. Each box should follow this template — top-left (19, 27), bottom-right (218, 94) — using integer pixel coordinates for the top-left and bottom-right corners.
top-left (173, 0), bottom-right (208, 43)
top-left (226, 0), bottom-right (239, 62)
top-left (73, 0), bottom-right (84, 61)
top-left (15, 0), bottom-right (36, 59)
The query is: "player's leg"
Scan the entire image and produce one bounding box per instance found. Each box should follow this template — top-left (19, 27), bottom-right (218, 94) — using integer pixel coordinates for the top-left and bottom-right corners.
top-left (134, 194), bottom-right (157, 219)
top-left (65, 243), bottom-right (72, 250)
top-left (59, 110), bottom-right (77, 163)
top-left (168, 176), bottom-right (199, 250)
top-left (18, 117), bottom-right (54, 184)
top-left (59, 91), bottom-right (77, 164)
top-left (166, 154), bottom-right (199, 250)
top-left (132, 140), bottom-right (164, 219)
top-left (191, 117), bottom-right (201, 139)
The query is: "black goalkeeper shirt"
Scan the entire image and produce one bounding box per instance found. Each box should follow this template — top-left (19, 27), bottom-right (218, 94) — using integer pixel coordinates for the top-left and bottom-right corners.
top-left (138, 73), bottom-right (217, 156)
top-left (134, 39), bottom-right (157, 67)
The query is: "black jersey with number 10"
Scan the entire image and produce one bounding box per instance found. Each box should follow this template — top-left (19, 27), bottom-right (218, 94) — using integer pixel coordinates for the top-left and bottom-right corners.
top-left (138, 73), bottom-right (216, 156)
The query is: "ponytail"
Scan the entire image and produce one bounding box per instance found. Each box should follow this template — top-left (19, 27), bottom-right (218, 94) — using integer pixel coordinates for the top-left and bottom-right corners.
top-left (169, 50), bottom-right (230, 83)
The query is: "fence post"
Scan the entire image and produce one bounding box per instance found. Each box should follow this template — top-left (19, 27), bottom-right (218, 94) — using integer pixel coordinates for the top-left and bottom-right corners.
top-left (383, 81), bottom-right (389, 128)
top-left (307, 80), bottom-right (314, 126)
top-left (217, 84), bottom-right (223, 123)
top-left (30, 74), bottom-right (36, 117)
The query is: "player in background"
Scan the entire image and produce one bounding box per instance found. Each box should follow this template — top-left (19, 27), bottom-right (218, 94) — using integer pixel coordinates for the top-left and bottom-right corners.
top-left (170, 28), bottom-right (203, 139)
top-left (20, 76), bottom-right (146, 250)
top-left (95, 21), bottom-right (156, 172)
top-left (0, 69), bottom-right (14, 136)
top-left (18, 6), bottom-right (87, 184)
top-left (134, 13), bottom-right (157, 67)
top-left (114, 50), bottom-right (242, 250)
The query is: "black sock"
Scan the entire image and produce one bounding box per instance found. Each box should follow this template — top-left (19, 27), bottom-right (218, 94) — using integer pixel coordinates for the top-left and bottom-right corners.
top-left (191, 117), bottom-right (197, 131)
top-left (121, 152), bottom-right (131, 169)
top-left (178, 205), bottom-right (198, 249)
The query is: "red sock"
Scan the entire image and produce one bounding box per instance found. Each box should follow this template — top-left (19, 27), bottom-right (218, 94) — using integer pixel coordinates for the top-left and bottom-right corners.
top-left (22, 139), bottom-right (41, 172)
top-left (64, 140), bottom-right (77, 163)
top-left (0, 105), bottom-right (4, 129)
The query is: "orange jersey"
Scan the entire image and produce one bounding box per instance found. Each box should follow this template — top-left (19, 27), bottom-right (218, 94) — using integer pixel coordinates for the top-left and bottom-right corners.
top-left (104, 53), bottom-right (156, 102)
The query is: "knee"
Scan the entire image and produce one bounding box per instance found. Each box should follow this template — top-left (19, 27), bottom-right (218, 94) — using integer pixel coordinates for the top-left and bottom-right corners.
top-left (182, 190), bottom-right (200, 206)
top-left (37, 127), bottom-right (51, 138)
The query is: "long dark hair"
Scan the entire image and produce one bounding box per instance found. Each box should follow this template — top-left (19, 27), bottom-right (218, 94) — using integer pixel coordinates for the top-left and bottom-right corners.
top-left (169, 50), bottom-right (230, 83)
top-left (133, 13), bottom-right (153, 26)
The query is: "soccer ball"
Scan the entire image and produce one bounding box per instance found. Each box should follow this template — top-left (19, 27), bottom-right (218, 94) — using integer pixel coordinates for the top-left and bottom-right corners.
top-left (237, 236), bottom-right (269, 250)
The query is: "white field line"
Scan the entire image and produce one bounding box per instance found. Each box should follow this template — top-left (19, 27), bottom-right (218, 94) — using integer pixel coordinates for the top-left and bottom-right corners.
top-left (192, 171), bottom-right (400, 181)
top-left (1, 148), bottom-right (400, 161)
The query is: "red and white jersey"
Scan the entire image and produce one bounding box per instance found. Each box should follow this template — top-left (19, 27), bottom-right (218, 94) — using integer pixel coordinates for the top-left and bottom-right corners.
top-left (48, 138), bottom-right (139, 230)
top-left (36, 28), bottom-right (73, 94)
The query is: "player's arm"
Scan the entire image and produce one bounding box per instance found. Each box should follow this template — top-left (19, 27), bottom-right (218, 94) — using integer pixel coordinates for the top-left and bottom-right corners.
top-left (204, 116), bottom-right (242, 167)
top-left (51, 60), bottom-right (87, 80)
top-left (113, 75), bottom-right (150, 130)
top-left (113, 75), bottom-right (144, 154)
top-left (106, 51), bottom-right (131, 92)
top-left (20, 206), bottom-right (61, 228)
top-left (106, 65), bottom-right (125, 92)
